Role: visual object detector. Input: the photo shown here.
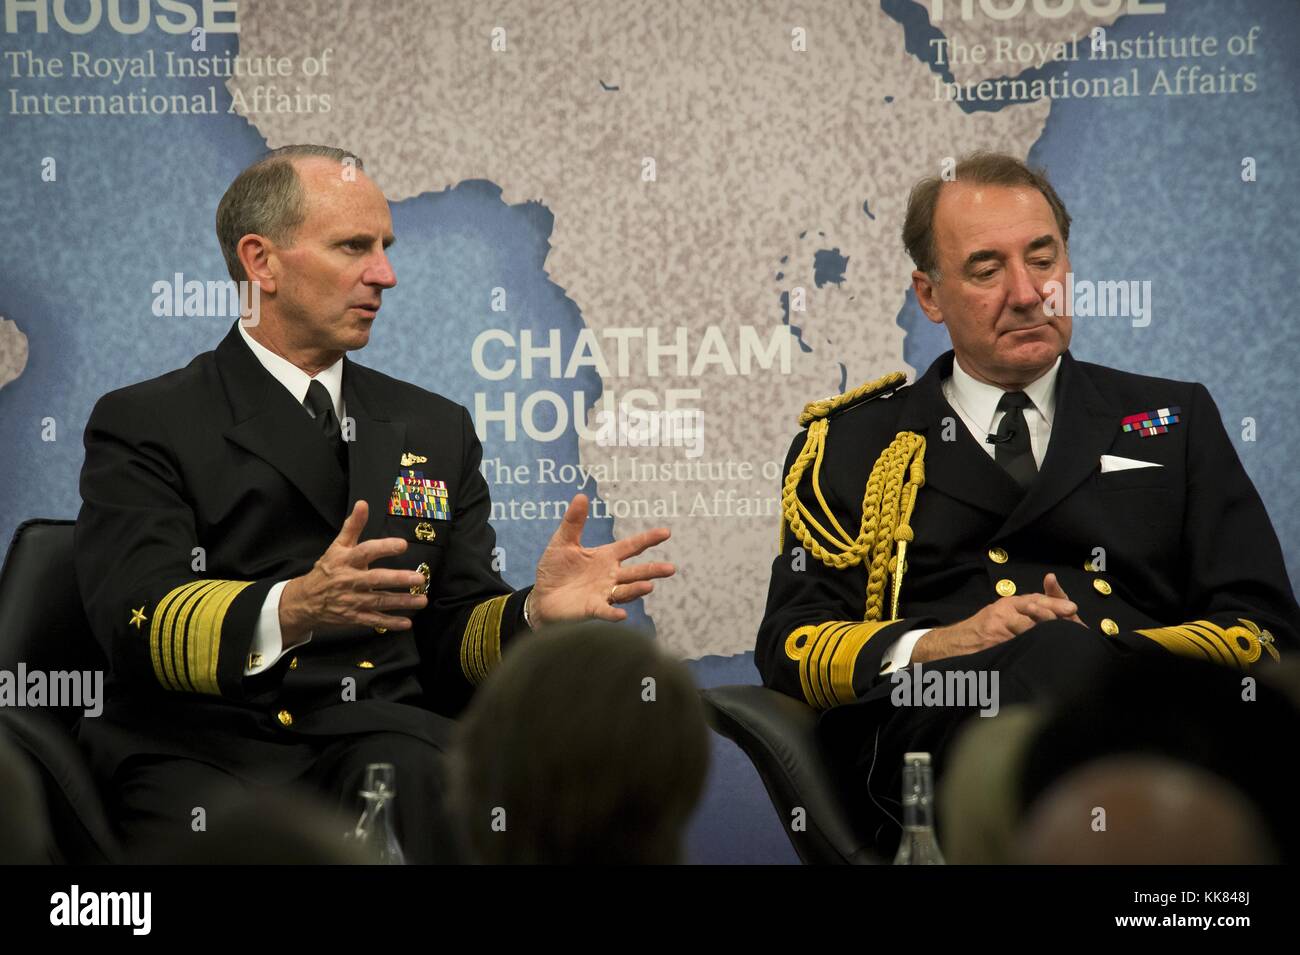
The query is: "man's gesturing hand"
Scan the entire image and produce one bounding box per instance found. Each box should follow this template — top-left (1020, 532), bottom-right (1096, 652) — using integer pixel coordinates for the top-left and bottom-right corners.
top-left (912, 573), bottom-right (1084, 665)
top-left (531, 494), bottom-right (675, 626)
top-left (279, 500), bottom-right (430, 647)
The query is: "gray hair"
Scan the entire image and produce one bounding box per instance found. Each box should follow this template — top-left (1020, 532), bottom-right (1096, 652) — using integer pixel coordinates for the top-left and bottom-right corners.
top-left (215, 144), bottom-right (364, 283)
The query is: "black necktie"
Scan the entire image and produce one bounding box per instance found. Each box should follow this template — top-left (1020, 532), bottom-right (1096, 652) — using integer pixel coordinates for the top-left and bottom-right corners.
top-left (990, 390), bottom-right (1037, 491)
top-left (303, 379), bottom-right (347, 472)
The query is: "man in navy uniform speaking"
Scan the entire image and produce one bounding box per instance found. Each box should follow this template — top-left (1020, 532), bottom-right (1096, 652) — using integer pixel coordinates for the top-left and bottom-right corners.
top-left (756, 152), bottom-right (1299, 853)
top-left (75, 145), bottom-right (675, 862)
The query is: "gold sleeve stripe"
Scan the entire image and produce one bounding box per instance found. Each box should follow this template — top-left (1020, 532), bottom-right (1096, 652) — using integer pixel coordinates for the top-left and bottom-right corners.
top-left (461, 600), bottom-right (489, 685)
top-left (172, 580), bottom-right (224, 692)
top-left (461, 594), bottom-right (510, 685)
top-left (148, 579), bottom-right (254, 694)
top-left (785, 619), bottom-right (898, 710)
top-left (1183, 622), bottom-right (1235, 667)
top-left (150, 581), bottom-right (208, 692)
top-left (1134, 618), bottom-right (1275, 669)
top-left (190, 581), bottom-right (250, 695)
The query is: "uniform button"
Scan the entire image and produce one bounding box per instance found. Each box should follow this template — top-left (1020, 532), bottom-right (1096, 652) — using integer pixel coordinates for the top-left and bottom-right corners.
top-left (1084, 559), bottom-right (1097, 572)
top-left (995, 578), bottom-right (1016, 597)
top-left (289, 656), bottom-right (299, 670)
top-left (276, 709), bottom-right (294, 727)
top-left (1100, 618), bottom-right (1119, 636)
top-left (1093, 579), bottom-right (1113, 596)
top-left (357, 660), bottom-right (375, 669)
top-left (988, 546), bottom-right (1009, 564)
top-left (374, 626), bottom-right (387, 634)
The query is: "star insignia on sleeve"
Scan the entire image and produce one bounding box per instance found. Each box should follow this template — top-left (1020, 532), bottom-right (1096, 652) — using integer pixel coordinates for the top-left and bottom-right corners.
top-left (129, 606), bottom-right (148, 630)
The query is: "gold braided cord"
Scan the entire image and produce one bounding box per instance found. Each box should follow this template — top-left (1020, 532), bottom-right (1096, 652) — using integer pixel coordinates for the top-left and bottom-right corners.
top-left (1134, 618), bottom-right (1277, 669)
top-left (778, 371), bottom-right (909, 554)
top-left (798, 371), bottom-right (908, 427)
top-left (781, 426), bottom-right (926, 621)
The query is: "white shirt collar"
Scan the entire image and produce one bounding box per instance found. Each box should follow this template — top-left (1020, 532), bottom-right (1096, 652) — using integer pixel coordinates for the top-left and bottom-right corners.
top-left (949, 352), bottom-right (1061, 432)
top-left (237, 321), bottom-right (344, 420)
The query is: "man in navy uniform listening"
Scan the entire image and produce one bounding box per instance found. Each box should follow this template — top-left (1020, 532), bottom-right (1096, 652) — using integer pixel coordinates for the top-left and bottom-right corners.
top-left (756, 152), bottom-right (1298, 854)
top-left (76, 145), bottom-right (675, 862)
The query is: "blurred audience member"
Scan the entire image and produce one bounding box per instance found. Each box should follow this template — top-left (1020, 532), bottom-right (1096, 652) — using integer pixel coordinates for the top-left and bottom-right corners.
top-left (1015, 755), bottom-right (1277, 864)
top-left (150, 787), bottom-right (371, 864)
top-left (448, 623), bottom-right (709, 864)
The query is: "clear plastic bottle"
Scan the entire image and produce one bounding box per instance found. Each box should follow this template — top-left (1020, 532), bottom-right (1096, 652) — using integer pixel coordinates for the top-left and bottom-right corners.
top-left (892, 752), bottom-right (946, 865)
top-left (349, 762), bottom-right (406, 865)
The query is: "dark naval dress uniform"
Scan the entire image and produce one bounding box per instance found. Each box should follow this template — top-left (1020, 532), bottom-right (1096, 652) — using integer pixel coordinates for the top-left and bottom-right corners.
top-left (75, 322), bottom-right (530, 861)
top-left (756, 349), bottom-right (1298, 852)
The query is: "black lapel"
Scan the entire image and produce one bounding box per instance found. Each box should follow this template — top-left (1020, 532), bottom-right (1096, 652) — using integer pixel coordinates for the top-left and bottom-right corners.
top-left (896, 350), bottom-right (1023, 518)
top-left (215, 323), bottom-right (348, 530)
top-left (341, 359), bottom-right (407, 541)
top-left (998, 350), bottom-right (1119, 539)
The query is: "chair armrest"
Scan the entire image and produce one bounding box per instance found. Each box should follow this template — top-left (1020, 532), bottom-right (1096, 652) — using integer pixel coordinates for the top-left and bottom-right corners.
top-left (0, 711), bottom-right (121, 863)
top-left (701, 685), bottom-right (877, 864)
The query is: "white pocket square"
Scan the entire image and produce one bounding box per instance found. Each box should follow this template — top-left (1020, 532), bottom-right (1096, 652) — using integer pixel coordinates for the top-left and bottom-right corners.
top-left (1099, 454), bottom-right (1163, 472)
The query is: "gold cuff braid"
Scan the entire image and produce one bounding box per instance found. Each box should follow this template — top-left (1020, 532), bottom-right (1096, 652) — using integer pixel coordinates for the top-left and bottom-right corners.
top-left (785, 620), bottom-right (900, 709)
top-left (461, 594), bottom-right (510, 685)
top-left (1133, 617), bottom-right (1280, 669)
top-left (149, 579), bottom-right (253, 695)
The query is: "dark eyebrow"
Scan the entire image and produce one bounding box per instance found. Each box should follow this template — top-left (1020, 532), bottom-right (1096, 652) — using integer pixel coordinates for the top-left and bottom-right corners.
top-left (963, 234), bottom-right (1058, 272)
top-left (1026, 234), bottom-right (1057, 254)
top-left (337, 233), bottom-right (396, 250)
top-left (963, 248), bottom-right (1002, 271)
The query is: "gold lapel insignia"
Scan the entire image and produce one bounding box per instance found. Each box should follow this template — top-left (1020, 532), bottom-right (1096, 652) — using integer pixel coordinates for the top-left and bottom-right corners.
top-left (129, 606), bottom-right (148, 630)
top-left (415, 521), bottom-right (436, 542)
top-left (410, 561), bottom-right (431, 595)
top-left (401, 452), bottom-right (429, 466)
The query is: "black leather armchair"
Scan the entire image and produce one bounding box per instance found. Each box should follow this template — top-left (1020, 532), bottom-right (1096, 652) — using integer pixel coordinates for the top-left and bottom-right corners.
top-left (701, 685), bottom-right (880, 864)
top-left (0, 518), bottom-right (120, 863)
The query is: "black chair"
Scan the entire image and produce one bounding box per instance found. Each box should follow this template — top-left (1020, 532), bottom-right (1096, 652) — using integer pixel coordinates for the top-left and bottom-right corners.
top-left (0, 518), bottom-right (120, 863)
top-left (701, 685), bottom-right (879, 864)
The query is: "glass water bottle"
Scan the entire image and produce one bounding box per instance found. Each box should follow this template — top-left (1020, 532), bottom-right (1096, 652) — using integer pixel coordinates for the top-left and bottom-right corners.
top-left (893, 751), bottom-right (946, 865)
top-left (349, 762), bottom-right (406, 864)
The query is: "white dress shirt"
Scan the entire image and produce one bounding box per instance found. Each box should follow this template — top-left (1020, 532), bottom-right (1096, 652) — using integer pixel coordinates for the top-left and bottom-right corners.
top-left (237, 322), bottom-right (345, 675)
top-left (877, 354), bottom-right (1062, 676)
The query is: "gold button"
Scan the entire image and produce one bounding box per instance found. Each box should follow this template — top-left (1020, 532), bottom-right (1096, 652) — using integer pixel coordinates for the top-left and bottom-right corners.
top-left (289, 656), bottom-right (298, 670)
top-left (276, 709), bottom-right (294, 727)
top-left (374, 626), bottom-right (387, 634)
top-left (1100, 618), bottom-right (1119, 636)
top-left (1093, 579), bottom-right (1112, 596)
top-left (988, 546), bottom-right (1009, 564)
top-left (995, 578), bottom-right (1016, 597)
top-left (1084, 559), bottom-right (1097, 572)
top-left (357, 660), bottom-right (375, 669)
